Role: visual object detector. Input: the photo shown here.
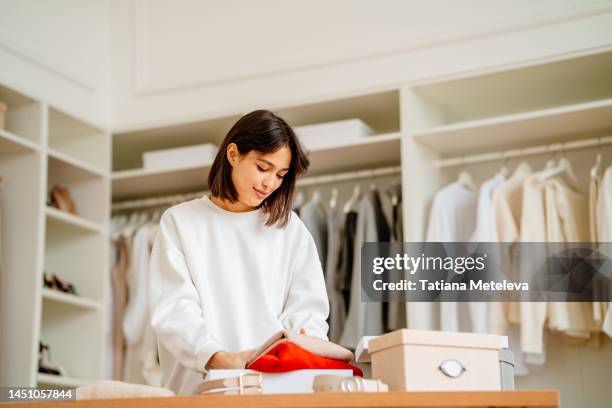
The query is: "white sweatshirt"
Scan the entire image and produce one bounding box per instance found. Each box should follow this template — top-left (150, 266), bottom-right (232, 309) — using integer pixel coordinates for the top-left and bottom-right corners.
top-left (148, 195), bottom-right (329, 395)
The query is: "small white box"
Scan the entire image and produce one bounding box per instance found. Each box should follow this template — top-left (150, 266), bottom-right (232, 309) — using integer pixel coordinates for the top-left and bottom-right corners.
top-left (369, 329), bottom-right (502, 392)
top-left (205, 369), bottom-right (352, 394)
top-left (294, 119), bottom-right (374, 150)
top-left (143, 143), bottom-right (218, 170)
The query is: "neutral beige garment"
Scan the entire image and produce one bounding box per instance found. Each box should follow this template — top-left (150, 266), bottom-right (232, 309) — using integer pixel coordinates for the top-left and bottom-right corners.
top-left (488, 165), bottom-right (532, 375)
top-left (489, 164), bottom-right (532, 335)
top-left (518, 172), bottom-right (548, 355)
top-left (589, 172), bottom-right (607, 327)
top-left (112, 235), bottom-right (131, 380)
top-left (598, 167), bottom-right (612, 337)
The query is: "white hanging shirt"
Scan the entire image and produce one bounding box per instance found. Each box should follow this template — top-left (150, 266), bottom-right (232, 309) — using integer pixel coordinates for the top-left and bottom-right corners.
top-left (425, 182), bottom-right (477, 333)
top-left (149, 195), bottom-right (329, 395)
top-left (469, 173), bottom-right (505, 334)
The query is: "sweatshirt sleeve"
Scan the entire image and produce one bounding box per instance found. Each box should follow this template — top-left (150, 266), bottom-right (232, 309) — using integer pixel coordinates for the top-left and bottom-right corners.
top-left (148, 213), bottom-right (224, 374)
top-left (279, 224), bottom-right (330, 341)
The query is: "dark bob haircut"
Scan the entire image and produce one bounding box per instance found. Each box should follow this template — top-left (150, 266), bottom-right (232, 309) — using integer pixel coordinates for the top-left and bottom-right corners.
top-left (208, 109), bottom-right (309, 228)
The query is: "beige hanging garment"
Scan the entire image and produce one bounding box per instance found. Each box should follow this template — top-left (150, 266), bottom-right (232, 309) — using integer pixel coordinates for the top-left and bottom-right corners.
top-left (544, 178), bottom-right (595, 340)
top-left (597, 167), bottom-right (612, 338)
top-left (519, 173), bottom-right (549, 356)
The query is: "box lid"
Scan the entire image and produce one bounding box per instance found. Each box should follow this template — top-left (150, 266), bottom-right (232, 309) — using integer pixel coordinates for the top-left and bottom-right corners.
top-left (354, 336), bottom-right (377, 363)
top-left (369, 329), bottom-right (503, 354)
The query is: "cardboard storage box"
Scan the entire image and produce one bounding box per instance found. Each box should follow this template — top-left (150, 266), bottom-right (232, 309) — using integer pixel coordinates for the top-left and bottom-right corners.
top-left (369, 329), bottom-right (502, 392)
top-left (294, 119), bottom-right (374, 150)
top-left (143, 143), bottom-right (218, 170)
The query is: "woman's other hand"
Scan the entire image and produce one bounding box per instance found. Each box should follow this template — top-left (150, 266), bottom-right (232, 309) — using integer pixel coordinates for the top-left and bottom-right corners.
top-left (205, 349), bottom-right (256, 370)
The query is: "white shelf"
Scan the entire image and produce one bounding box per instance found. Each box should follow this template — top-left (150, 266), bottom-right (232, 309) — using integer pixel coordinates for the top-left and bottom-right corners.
top-left (412, 99), bottom-right (612, 155)
top-left (37, 373), bottom-right (91, 387)
top-left (411, 51), bottom-right (612, 126)
top-left (112, 89), bottom-right (400, 171)
top-left (307, 132), bottom-right (401, 176)
top-left (113, 163), bottom-right (211, 200)
top-left (1, 82), bottom-right (109, 388)
top-left (48, 107), bottom-right (109, 174)
top-left (0, 128), bottom-right (39, 153)
top-left (41, 288), bottom-right (101, 311)
top-left (111, 132), bottom-right (401, 200)
top-left (45, 206), bottom-right (105, 234)
top-left (47, 148), bottom-right (107, 180)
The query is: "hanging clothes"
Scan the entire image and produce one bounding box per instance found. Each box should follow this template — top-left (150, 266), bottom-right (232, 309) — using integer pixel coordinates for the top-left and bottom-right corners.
top-left (325, 207), bottom-right (346, 343)
top-left (140, 225), bottom-right (162, 386)
top-left (426, 182), bottom-right (477, 333)
top-left (111, 235), bottom-right (131, 381)
top-left (469, 173), bottom-right (505, 334)
top-left (518, 172), bottom-right (548, 363)
top-left (544, 178), bottom-right (595, 341)
top-left (0, 177), bottom-right (4, 381)
top-left (380, 184), bottom-right (405, 331)
top-left (489, 164), bottom-right (532, 376)
top-left (340, 189), bottom-right (390, 349)
top-left (299, 198), bottom-right (328, 268)
top-left (336, 210), bottom-right (357, 327)
top-left (123, 223), bottom-right (152, 384)
top-left (597, 167), bottom-right (612, 338)
top-left (589, 164), bottom-right (607, 330)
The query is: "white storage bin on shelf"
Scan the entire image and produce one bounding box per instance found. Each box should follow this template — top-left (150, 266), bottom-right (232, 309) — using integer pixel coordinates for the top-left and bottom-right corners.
top-left (294, 119), bottom-right (374, 150)
top-left (143, 143), bottom-right (218, 170)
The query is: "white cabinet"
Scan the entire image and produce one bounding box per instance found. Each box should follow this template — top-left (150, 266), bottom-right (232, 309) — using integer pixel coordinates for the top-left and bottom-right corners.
top-left (0, 83), bottom-right (110, 388)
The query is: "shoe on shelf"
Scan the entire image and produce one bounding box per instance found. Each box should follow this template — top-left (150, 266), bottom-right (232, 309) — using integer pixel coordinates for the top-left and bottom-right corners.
top-left (43, 272), bottom-right (58, 290)
top-left (49, 185), bottom-right (77, 215)
top-left (52, 274), bottom-right (78, 295)
top-left (38, 341), bottom-right (69, 377)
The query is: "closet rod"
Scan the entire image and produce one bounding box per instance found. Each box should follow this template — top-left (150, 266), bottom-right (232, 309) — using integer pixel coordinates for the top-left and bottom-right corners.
top-left (435, 134), bottom-right (612, 168)
top-left (111, 164), bottom-right (402, 211)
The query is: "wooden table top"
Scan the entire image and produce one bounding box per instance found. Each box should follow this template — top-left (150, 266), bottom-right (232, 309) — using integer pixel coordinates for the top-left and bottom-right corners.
top-left (8, 390), bottom-right (559, 408)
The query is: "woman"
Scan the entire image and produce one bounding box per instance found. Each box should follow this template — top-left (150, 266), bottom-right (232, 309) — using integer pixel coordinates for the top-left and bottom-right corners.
top-left (149, 110), bottom-right (330, 395)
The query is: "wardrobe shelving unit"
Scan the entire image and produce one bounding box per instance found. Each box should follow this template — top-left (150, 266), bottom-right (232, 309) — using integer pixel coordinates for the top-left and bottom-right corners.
top-left (401, 48), bottom-right (612, 407)
top-left (401, 49), bottom-right (612, 241)
top-left (0, 83), bottom-right (111, 389)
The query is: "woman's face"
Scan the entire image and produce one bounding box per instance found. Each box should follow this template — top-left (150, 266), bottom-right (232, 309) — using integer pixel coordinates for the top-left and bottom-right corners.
top-left (227, 143), bottom-right (291, 210)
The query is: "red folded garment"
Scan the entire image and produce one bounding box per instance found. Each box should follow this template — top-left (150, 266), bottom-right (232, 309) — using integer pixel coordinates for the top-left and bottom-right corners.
top-left (246, 341), bottom-right (363, 377)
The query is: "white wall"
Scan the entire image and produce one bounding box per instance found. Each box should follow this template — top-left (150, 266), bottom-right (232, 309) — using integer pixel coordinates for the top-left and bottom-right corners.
top-left (110, 0), bottom-right (612, 131)
top-left (0, 0), bottom-right (111, 128)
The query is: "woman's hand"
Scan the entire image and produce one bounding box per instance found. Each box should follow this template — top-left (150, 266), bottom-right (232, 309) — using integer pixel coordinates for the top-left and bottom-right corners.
top-left (205, 349), bottom-right (256, 370)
